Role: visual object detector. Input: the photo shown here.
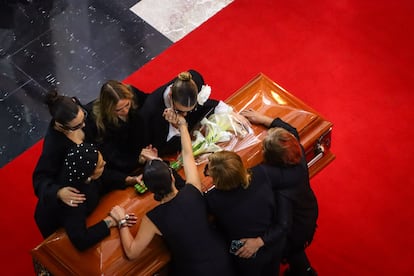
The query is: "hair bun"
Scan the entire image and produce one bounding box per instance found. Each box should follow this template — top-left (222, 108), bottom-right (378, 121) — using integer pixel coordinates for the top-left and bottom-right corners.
top-left (143, 160), bottom-right (173, 202)
top-left (177, 71), bottom-right (192, 81)
top-left (45, 89), bottom-right (60, 105)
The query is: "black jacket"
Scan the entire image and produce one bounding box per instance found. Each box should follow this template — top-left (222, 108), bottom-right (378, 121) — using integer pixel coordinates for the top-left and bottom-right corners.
top-left (264, 118), bottom-right (318, 249)
top-left (139, 69), bottom-right (218, 156)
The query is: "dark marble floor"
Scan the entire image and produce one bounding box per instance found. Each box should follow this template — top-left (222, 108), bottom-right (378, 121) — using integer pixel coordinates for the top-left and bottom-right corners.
top-left (0, 0), bottom-right (172, 168)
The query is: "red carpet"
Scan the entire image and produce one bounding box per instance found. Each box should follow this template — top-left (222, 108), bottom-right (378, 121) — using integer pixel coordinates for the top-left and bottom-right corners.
top-left (2, 0), bottom-right (413, 274)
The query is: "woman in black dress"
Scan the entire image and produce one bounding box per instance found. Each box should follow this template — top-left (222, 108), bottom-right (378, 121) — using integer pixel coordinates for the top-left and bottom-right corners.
top-left (91, 80), bottom-right (149, 180)
top-left (110, 109), bottom-right (235, 276)
top-left (205, 151), bottom-right (290, 276)
top-left (33, 90), bottom-right (138, 238)
top-left (35, 143), bottom-right (137, 250)
top-left (139, 70), bottom-right (219, 156)
top-left (241, 109), bottom-right (318, 276)
top-left (33, 90), bottom-right (92, 237)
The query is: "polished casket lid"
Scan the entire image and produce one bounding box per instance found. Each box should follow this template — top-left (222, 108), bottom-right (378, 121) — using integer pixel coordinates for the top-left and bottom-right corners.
top-left (31, 73), bottom-right (334, 275)
top-left (224, 73), bottom-right (334, 179)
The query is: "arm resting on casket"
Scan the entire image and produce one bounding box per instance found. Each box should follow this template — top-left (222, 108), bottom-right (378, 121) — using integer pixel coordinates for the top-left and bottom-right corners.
top-left (63, 206), bottom-right (111, 251)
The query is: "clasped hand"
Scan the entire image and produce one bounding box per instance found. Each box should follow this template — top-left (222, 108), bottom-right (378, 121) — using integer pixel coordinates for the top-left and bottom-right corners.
top-left (139, 145), bottom-right (159, 163)
top-left (163, 108), bottom-right (186, 127)
top-left (110, 205), bottom-right (138, 227)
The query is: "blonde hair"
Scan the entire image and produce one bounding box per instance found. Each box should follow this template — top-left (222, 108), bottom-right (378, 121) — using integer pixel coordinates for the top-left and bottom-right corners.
top-left (263, 128), bottom-right (302, 166)
top-left (92, 80), bottom-right (136, 138)
top-left (208, 151), bottom-right (251, 191)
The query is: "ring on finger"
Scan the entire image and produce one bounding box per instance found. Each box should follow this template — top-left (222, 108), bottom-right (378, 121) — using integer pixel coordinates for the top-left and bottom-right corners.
top-left (70, 200), bottom-right (73, 205)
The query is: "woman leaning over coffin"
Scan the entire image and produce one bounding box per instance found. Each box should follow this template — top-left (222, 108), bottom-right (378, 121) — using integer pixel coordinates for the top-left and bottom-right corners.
top-left (109, 109), bottom-right (235, 276)
top-left (90, 80), bottom-right (149, 183)
top-left (139, 70), bottom-right (219, 156)
top-left (33, 90), bottom-right (93, 238)
top-left (241, 109), bottom-right (318, 276)
top-left (204, 150), bottom-right (291, 276)
top-left (35, 143), bottom-right (137, 251)
top-left (33, 90), bottom-right (137, 238)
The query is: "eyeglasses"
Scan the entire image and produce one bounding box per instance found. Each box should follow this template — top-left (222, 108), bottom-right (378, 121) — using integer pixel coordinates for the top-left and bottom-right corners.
top-left (172, 101), bottom-right (197, 115)
top-left (62, 108), bottom-right (88, 131)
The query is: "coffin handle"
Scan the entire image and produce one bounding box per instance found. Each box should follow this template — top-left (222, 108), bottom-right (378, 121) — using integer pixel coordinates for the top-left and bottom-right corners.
top-left (307, 144), bottom-right (324, 168)
top-left (307, 127), bottom-right (332, 168)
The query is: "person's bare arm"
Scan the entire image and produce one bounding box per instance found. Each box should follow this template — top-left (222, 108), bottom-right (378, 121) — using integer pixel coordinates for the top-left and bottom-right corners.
top-left (163, 108), bottom-right (201, 190)
top-left (110, 206), bottom-right (157, 260)
top-left (178, 117), bottom-right (202, 191)
top-left (121, 216), bottom-right (158, 259)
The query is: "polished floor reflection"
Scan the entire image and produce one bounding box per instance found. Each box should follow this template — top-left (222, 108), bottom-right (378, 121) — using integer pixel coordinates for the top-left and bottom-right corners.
top-left (0, 0), bottom-right (172, 167)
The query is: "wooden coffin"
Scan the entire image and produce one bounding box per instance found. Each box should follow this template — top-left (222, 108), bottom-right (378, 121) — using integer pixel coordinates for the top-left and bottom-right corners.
top-left (224, 73), bottom-right (335, 178)
top-left (31, 73), bottom-right (335, 275)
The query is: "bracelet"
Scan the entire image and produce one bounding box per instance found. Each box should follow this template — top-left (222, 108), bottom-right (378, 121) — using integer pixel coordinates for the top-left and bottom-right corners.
top-left (118, 218), bottom-right (127, 229)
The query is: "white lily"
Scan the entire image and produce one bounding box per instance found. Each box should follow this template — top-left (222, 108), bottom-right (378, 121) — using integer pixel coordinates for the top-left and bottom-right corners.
top-left (170, 104), bottom-right (260, 170)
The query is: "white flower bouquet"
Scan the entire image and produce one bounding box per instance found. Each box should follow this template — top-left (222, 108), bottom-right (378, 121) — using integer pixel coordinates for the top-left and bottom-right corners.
top-left (170, 102), bottom-right (261, 169)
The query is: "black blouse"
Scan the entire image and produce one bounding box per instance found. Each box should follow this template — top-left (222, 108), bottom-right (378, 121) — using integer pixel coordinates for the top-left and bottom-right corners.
top-left (87, 85), bottom-right (148, 175)
top-left (147, 185), bottom-right (235, 276)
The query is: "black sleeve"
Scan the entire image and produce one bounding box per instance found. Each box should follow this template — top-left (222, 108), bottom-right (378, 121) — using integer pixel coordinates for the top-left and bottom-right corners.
top-left (32, 129), bottom-right (68, 205)
top-left (63, 206), bottom-right (110, 251)
top-left (261, 192), bottom-right (292, 245)
top-left (33, 158), bottom-right (60, 205)
top-left (99, 167), bottom-right (128, 193)
top-left (100, 140), bottom-right (140, 173)
top-left (270, 117), bottom-right (300, 141)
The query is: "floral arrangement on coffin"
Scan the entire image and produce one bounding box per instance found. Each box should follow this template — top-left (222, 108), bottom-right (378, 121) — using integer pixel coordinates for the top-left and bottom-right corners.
top-left (170, 101), bottom-right (261, 170)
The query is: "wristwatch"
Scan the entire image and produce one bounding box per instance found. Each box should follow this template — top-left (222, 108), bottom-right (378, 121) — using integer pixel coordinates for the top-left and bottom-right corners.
top-left (118, 218), bottom-right (127, 228)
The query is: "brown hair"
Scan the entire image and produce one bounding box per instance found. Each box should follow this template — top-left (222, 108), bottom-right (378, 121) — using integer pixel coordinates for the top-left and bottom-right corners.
top-left (263, 127), bottom-right (302, 166)
top-left (171, 71), bottom-right (198, 108)
top-left (208, 151), bottom-right (251, 191)
top-left (92, 80), bottom-right (137, 137)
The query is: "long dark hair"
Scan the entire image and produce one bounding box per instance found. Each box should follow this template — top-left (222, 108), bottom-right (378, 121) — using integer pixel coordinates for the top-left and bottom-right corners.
top-left (45, 90), bottom-right (80, 125)
top-left (143, 160), bottom-right (173, 201)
